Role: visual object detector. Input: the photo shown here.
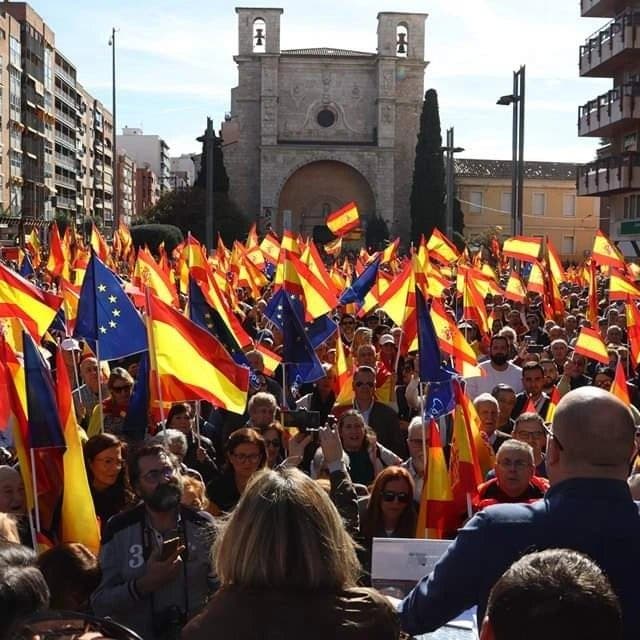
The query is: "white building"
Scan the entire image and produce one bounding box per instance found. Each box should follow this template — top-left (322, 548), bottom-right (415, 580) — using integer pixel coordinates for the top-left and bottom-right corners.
top-left (117, 127), bottom-right (171, 193)
top-left (169, 153), bottom-right (196, 187)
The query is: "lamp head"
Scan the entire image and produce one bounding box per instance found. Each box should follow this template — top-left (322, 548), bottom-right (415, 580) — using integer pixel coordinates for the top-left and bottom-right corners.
top-left (497, 94), bottom-right (515, 106)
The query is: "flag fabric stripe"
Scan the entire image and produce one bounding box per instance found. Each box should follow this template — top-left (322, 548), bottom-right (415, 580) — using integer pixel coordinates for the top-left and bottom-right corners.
top-left (326, 201), bottom-right (360, 237)
top-left (574, 327), bottom-right (609, 364)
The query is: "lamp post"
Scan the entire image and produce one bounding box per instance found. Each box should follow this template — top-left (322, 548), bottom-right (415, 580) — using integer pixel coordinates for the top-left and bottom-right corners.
top-left (497, 65), bottom-right (525, 237)
top-left (197, 117), bottom-right (216, 251)
top-left (442, 127), bottom-right (464, 240)
top-left (108, 28), bottom-right (118, 229)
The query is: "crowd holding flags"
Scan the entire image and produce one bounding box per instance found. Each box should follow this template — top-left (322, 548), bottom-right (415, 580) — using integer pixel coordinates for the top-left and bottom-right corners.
top-left (2, 206), bottom-right (640, 550)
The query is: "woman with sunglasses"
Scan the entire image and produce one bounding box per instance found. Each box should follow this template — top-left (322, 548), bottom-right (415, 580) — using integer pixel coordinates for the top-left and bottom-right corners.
top-left (206, 428), bottom-right (267, 515)
top-left (261, 421), bottom-right (287, 468)
top-left (87, 368), bottom-right (134, 438)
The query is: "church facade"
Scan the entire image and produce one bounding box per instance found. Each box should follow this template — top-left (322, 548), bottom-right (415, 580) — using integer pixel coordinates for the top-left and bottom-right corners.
top-left (222, 7), bottom-right (427, 241)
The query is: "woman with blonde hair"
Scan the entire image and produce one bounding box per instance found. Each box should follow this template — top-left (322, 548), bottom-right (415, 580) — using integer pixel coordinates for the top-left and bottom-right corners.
top-left (182, 464), bottom-right (400, 640)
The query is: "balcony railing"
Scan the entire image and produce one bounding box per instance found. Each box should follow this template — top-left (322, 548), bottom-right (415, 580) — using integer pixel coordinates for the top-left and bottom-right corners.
top-left (54, 152), bottom-right (77, 171)
top-left (578, 83), bottom-right (640, 136)
top-left (581, 0), bottom-right (626, 18)
top-left (579, 8), bottom-right (640, 77)
top-left (54, 65), bottom-right (76, 88)
top-left (55, 130), bottom-right (76, 150)
top-left (55, 108), bottom-right (76, 129)
top-left (577, 152), bottom-right (640, 196)
top-left (56, 195), bottom-right (76, 209)
top-left (54, 173), bottom-right (76, 188)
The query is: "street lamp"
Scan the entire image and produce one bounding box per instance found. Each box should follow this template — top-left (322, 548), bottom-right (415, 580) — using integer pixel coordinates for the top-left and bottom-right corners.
top-left (442, 127), bottom-right (465, 240)
top-left (497, 65), bottom-right (525, 237)
top-left (108, 28), bottom-right (119, 229)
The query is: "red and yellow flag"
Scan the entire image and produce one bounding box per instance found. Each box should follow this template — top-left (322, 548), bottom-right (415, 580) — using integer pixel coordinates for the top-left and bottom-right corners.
top-left (134, 247), bottom-right (179, 307)
top-left (504, 271), bottom-right (527, 303)
top-left (502, 236), bottom-right (541, 262)
top-left (609, 270), bottom-right (640, 301)
top-left (592, 230), bottom-right (626, 270)
top-left (527, 262), bottom-right (545, 296)
top-left (574, 327), bottom-right (609, 364)
top-left (416, 420), bottom-right (455, 539)
top-left (626, 298), bottom-right (640, 368)
top-left (610, 360), bottom-right (630, 406)
top-left (324, 236), bottom-right (342, 257)
top-left (326, 201), bottom-right (360, 237)
top-left (426, 228), bottom-right (459, 265)
top-left (546, 386), bottom-right (561, 423)
top-left (146, 293), bottom-right (249, 414)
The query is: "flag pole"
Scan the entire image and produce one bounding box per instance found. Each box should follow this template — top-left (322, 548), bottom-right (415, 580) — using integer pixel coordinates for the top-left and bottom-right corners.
top-left (29, 447), bottom-right (41, 534)
top-left (195, 399), bottom-right (202, 446)
top-left (144, 287), bottom-right (167, 428)
top-left (95, 340), bottom-right (104, 433)
top-left (418, 381), bottom-right (429, 539)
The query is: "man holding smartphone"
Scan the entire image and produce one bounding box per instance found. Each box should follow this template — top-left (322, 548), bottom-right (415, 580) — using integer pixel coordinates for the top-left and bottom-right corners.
top-left (92, 444), bottom-right (215, 640)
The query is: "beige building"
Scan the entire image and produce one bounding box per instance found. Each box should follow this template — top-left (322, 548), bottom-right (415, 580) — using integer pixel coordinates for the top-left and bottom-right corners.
top-left (116, 151), bottom-right (135, 226)
top-left (223, 7), bottom-right (427, 240)
top-left (135, 164), bottom-right (160, 216)
top-left (578, 2), bottom-right (640, 257)
top-left (456, 159), bottom-right (600, 263)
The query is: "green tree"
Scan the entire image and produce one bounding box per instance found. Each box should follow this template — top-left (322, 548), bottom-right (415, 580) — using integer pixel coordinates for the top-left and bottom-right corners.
top-left (365, 215), bottom-right (390, 251)
top-left (130, 224), bottom-right (184, 253)
top-left (141, 122), bottom-right (249, 246)
top-left (453, 197), bottom-right (465, 236)
top-left (410, 89), bottom-right (446, 245)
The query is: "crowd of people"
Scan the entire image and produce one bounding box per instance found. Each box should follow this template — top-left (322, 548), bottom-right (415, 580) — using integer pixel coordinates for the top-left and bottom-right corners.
top-left (1, 229), bottom-right (640, 640)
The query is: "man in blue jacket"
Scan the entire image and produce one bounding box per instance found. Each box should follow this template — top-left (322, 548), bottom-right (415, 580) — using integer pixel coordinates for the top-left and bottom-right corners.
top-left (400, 387), bottom-right (640, 639)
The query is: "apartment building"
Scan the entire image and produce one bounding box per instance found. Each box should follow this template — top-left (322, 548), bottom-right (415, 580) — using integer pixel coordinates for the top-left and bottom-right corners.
top-left (118, 127), bottom-right (170, 194)
top-left (577, 1), bottom-right (640, 257)
top-left (0, 2), bottom-right (115, 243)
top-left (457, 159), bottom-right (600, 263)
top-left (135, 164), bottom-right (160, 215)
top-left (117, 151), bottom-right (135, 226)
top-left (169, 153), bottom-right (196, 187)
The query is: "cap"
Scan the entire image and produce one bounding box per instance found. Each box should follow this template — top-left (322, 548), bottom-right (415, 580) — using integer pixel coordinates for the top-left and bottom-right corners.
top-left (379, 334), bottom-right (396, 346)
top-left (61, 337), bottom-right (81, 351)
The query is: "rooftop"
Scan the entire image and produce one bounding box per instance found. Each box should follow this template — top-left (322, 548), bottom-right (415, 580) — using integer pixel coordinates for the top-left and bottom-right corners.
top-left (281, 47), bottom-right (375, 57)
top-left (454, 158), bottom-right (579, 180)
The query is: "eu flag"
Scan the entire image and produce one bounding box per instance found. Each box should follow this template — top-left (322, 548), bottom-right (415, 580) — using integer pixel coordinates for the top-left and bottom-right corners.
top-left (74, 251), bottom-right (147, 360)
top-left (23, 332), bottom-right (66, 449)
top-left (339, 256), bottom-right (381, 305)
top-left (19, 252), bottom-right (34, 279)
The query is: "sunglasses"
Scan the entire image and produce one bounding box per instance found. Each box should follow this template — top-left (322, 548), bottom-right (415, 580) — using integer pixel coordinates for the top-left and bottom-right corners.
top-left (355, 381), bottom-right (374, 388)
top-left (381, 491), bottom-right (411, 504)
top-left (112, 384), bottom-right (132, 393)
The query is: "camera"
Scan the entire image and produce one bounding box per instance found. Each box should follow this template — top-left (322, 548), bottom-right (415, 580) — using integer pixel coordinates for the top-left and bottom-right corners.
top-left (153, 606), bottom-right (186, 640)
top-left (281, 408), bottom-right (322, 432)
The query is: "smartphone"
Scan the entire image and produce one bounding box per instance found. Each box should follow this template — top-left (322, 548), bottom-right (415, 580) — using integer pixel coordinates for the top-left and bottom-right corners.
top-left (527, 344), bottom-right (544, 353)
top-left (160, 537), bottom-right (181, 561)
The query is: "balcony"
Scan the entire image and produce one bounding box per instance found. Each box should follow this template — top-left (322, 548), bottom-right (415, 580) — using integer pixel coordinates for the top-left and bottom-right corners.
top-left (55, 130), bottom-right (76, 150)
top-left (54, 65), bottom-right (75, 88)
top-left (581, 0), bottom-right (628, 18)
top-left (580, 9), bottom-right (640, 77)
top-left (578, 83), bottom-right (640, 137)
top-left (54, 152), bottom-right (77, 172)
top-left (54, 173), bottom-right (76, 189)
top-left (577, 152), bottom-right (640, 196)
top-left (56, 195), bottom-right (76, 210)
top-left (55, 108), bottom-right (76, 129)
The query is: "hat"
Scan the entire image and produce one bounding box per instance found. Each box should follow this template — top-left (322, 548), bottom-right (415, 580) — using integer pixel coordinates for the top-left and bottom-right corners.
top-left (457, 321), bottom-right (474, 330)
top-left (379, 334), bottom-right (396, 346)
top-left (61, 337), bottom-right (81, 351)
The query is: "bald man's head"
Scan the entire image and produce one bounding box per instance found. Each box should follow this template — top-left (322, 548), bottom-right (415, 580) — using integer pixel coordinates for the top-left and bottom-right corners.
top-left (550, 387), bottom-right (635, 480)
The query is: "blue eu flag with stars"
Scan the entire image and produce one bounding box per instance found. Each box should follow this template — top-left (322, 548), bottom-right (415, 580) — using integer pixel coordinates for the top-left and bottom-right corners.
top-left (74, 251), bottom-right (147, 360)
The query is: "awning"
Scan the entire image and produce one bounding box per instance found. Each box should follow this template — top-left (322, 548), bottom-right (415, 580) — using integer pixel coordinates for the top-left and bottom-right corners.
top-left (615, 240), bottom-right (640, 258)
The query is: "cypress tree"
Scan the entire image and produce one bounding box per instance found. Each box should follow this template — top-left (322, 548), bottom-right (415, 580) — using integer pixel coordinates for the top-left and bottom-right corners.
top-left (410, 89), bottom-right (446, 244)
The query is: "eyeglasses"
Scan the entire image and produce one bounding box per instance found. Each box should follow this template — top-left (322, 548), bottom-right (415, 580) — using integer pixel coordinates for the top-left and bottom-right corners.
top-left (264, 438), bottom-right (281, 448)
top-left (231, 452), bottom-right (261, 463)
top-left (381, 491), bottom-right (411, 504)
top-left (543, 423), bottom-right (565, 451)
top-left (142, 465), bottom-right (175, 483)
top-left (341, 320), bottom-right (355, 326)
top-left (112, 384), bottom-right (132, 393)
top-left (355, 381), bottom-right (374, 388)
top-left (497, 459), bottom-right (532, 470)
top-left (514, 430), bottom-right (545, 441)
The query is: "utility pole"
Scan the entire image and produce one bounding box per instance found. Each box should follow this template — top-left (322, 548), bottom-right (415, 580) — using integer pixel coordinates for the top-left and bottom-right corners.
top-left (442, 127), bottom-right (464, 240)
top-left (197, 117), bottom-right (215, 251)
top-left (109, 28), bottom-right (118, 230)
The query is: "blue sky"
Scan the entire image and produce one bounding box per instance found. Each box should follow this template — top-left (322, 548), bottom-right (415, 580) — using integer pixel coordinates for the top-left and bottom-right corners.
top-left (33, 0), bottom-right (610, 162)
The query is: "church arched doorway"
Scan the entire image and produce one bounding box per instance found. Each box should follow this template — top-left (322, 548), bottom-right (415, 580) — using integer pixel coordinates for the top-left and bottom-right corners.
top-left (277, 160), bottom-right (375, 237)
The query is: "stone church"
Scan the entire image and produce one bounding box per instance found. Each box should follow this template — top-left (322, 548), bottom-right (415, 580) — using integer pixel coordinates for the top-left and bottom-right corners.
top-left (222, 7), bottom-right (427, 241)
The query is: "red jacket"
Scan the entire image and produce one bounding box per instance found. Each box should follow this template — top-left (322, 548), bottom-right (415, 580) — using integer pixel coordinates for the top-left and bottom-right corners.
top-left (473, 476), bottom-right (549, 512)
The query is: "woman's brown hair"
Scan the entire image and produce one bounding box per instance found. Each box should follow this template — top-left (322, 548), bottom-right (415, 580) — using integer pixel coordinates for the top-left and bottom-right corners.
top-left (224, 428), bottom-right (267, 471)
top-left (361, 466), bottom-right (417, 540)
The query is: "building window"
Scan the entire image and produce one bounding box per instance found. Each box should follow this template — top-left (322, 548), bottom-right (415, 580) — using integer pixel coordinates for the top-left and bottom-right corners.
top-left (469, 190), bottom-right (483, 214)
top-left (9, 37), bottom-right (20, 69)
top-left (562, 235), bottom-right (575, 256)
top-left (624, 194), bottom-right (640, 220)
top-left (317, 109), bottom-right (336, 128)
top-left (501, 191), bottom-right (512, 214)
top-left (563, 194), bottom-right (576, 217)
top-left (532, 192), bottom-right (546, 216)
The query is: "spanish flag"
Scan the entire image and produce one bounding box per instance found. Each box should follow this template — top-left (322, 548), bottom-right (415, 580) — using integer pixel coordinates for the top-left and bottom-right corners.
top-left (324, 236), bottom-right (342, 257)
top-left (609, 270), bottom-right (640, 301)
top-left (504, 271), bottom-right (527, 303)
top-left (574, 327), bottom-right (609, 364)
top-left (527, 262), bottom-right (545, 296)
top-left (56, 348), bottom-right (100, 554)
top-left (592, 230), bottom-right (626, 270)
top-left (146, 293), bottom-right (249, 414)
top-left (502, 236), bottom-right (541, 262)
top-left (416, 420), bottom-right (455, 539)
top-left (426, 228), bottom-right (459, 265)
top-left (134, 247), bottom-right (179, 307)
top-left (610, 360), bottom-right (630, 406)
top-left (545, 386), bottom-right (560, 423)
top-left (0, 262), bottom-right (62, 339)
top-left (326, 201), bottom-right (360, 237)
top-left (626, 298), bottom-right (640, 367)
